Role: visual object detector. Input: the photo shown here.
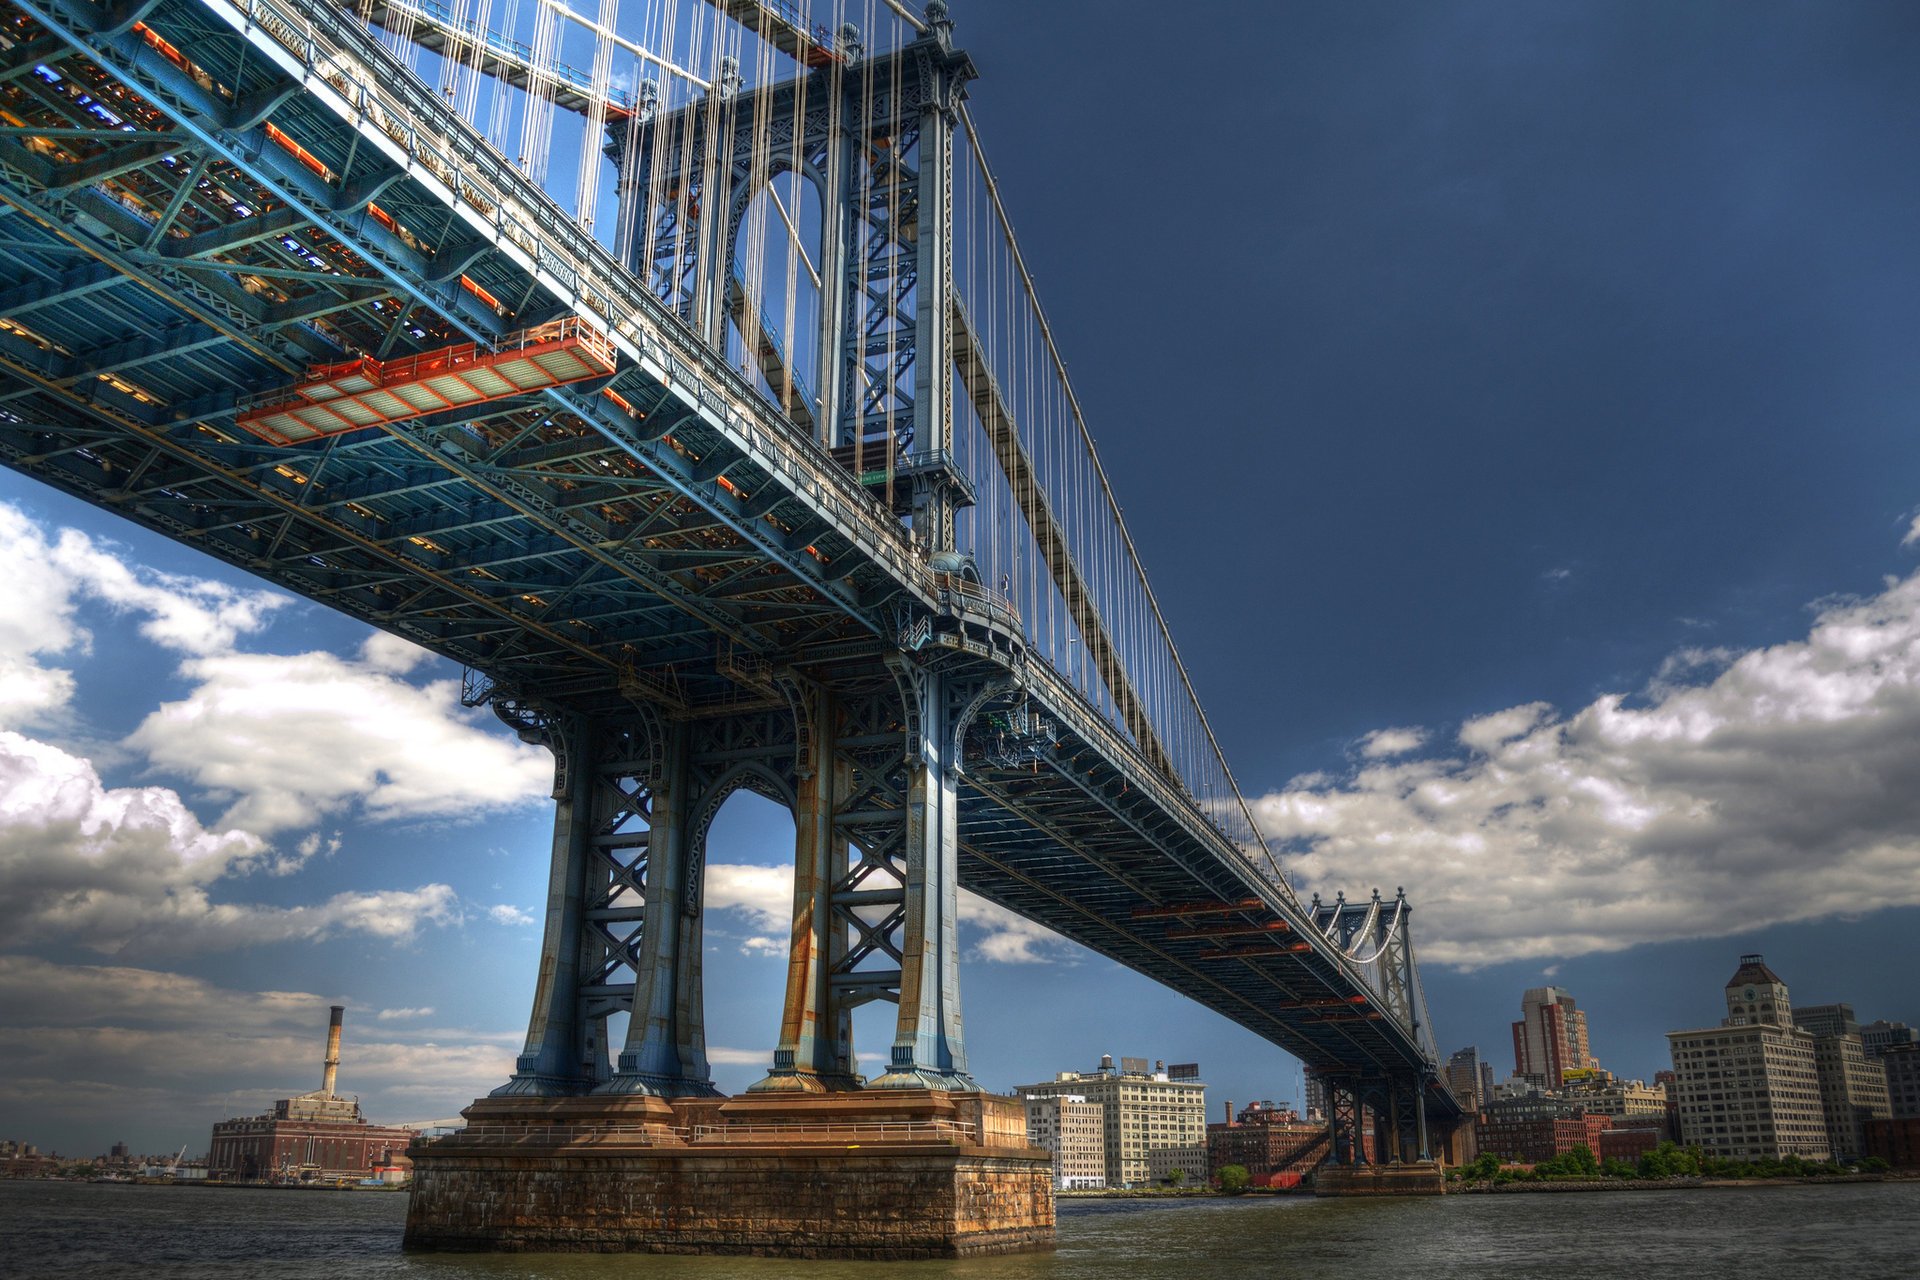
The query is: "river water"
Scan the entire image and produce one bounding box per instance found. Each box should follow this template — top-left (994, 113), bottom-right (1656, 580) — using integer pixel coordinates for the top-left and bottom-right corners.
top-left (3, 1180), bottom-right (1915, 1279)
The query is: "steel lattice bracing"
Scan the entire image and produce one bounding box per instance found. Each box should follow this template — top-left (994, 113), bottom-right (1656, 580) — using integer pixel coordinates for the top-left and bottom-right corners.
top-left (0, 0), bottom-right (1459, 1131)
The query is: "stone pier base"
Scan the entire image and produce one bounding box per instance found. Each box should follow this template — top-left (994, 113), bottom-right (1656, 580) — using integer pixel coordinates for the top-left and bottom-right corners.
top-left (403, 1090), bottom-right (1055, 1257)
top-left (1315, 1161), bottom-right (1448, 1196)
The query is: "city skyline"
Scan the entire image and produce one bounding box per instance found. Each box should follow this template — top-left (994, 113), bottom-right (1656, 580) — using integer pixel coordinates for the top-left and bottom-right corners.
top-left (7, 0), bottom-right (1920, 1155)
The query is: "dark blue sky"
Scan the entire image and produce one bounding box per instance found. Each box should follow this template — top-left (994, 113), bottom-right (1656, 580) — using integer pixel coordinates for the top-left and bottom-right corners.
top-left (5, 1), bottom-right (1920, 1154)
top-left (948, 0), bottom-right (1920, 1079)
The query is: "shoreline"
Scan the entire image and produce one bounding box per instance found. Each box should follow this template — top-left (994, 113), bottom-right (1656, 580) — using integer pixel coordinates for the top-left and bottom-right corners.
top-left (1456, 1173), bottom-right (1903, 1194)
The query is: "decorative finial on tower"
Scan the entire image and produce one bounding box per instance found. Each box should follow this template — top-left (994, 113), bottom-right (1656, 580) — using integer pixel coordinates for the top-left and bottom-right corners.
top-left (925, 0), bottom-right (954, 40)
top-left (839, 21), bottom-right (864, 61)
top-left (716, 55), bottom-right (742, 101)
top-left (636, 78), bottom-right (660, 124)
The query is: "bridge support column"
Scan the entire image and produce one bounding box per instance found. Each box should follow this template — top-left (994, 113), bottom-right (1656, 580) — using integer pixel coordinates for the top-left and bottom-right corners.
top-left (871, 663), bottom-right (975, 1091)
top-left (603, 718), bottom-right (719, 1097)
top-left (493, 712), bottom-right (598, 1096)
top-left (492, 709), bottom-right (712, 1097)
top-left (752, 683), bottom-right (861, 1092)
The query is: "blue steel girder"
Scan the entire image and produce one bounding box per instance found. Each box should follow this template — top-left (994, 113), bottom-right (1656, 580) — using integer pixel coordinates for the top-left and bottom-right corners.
top-left (0, 0), bottom-right (927, 698)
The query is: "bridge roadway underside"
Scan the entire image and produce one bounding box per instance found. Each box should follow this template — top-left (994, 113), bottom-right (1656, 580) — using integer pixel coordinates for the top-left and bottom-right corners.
top-left (0, 0), bottom-right (1458, 1130)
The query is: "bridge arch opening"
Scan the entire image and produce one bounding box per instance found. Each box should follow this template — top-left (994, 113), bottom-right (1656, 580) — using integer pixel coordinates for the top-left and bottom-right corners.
top-left (693, 784), bottom-right (799, 1090)
top-left (727, 166), bottom-right (826, 436)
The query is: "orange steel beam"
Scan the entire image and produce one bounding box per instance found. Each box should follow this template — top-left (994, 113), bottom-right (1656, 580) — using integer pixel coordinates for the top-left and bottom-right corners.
top-left (1130, 897), bottom-right (1267, 920)
top-left (1164, 920), bottom-right (1292, 942)
top-left (1270, 996), bottom-right (1369, 1011)
top-left (237, 318), bottom-right (616, 444)
top-left (1203, 943), bottom-right (1315, 958)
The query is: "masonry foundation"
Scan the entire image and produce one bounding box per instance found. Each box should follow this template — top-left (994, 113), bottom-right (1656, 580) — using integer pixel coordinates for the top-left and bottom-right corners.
top-left (1314, 1161), bottom-right (1448, 1196)
top-left (404, 1090), bottom-right (1055, 1257)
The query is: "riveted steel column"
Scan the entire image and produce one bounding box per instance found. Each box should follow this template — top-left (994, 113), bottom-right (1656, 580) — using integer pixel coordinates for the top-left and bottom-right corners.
top-left (604, 719), bottom-right (717, 1096)
top-left (752, 684), bottom-right (860, 1091)
top-left (494, 714), bottom-right (594, 1096)
top-left (871, 666), bottom-right (974, 1090)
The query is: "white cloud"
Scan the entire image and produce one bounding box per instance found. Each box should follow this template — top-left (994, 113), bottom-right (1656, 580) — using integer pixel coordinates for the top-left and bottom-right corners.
top-left (486, 904), bottom-right (535, 927)
top-left (1257, 563), bottom-right (1920, 968)
top-left (0, 504), bottom-right (286, 730)
top-left (376, 1006), bottom-right (435, 1021)
top-left (705, 862), bottom-right (794, 935)
top-left (1358, 726), bottom-right (1426, 759)
top-left (126, 633), bottom-right (554, 834)
top-left (705, 1045), bottom-right (776, 1066)
top-left (0, 729), bottom-right (457, 956)
top-left (1903, 512), bottom-right (1920, 548)
top-left (960, 890), bottom-right (1074, 964)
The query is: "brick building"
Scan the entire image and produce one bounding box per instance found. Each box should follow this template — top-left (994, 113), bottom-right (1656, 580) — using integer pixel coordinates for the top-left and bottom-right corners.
top-left (1474, 1111), bottom-right (1610, 1164)
top-left (1863, 1117), bottom-right (1920, 1168)
top-left (208, 1006), bottom-right (415, 1183)
top-left (1880, 1044), bottom-right (1920, 1119)
top-left (1512, 987), bottom-right (1598, 1086)
top-left (1205, 1101), bottom-right (1328, 1188)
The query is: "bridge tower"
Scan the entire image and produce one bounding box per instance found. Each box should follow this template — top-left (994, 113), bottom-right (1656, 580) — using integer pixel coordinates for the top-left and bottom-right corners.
top-left (483, 3), bottom-right (996, 1107)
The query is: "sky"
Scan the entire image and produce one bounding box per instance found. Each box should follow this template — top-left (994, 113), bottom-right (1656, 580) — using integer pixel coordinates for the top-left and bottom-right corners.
top-left (6, 0), bottom-right (1920, 1156)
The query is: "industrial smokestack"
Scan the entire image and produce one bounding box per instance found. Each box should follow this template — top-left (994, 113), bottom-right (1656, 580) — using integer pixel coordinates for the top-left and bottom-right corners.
top-left (322, 1005), bottom-right (344, 1096)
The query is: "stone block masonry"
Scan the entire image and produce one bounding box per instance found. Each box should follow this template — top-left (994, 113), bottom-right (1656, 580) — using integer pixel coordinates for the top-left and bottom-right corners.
top-left (404, 1091), bottom-right (1055, 1258)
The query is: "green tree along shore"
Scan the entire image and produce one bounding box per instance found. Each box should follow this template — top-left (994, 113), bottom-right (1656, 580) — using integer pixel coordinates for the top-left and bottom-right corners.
top-left (1454, 1143), bottom-right (1893, 1186)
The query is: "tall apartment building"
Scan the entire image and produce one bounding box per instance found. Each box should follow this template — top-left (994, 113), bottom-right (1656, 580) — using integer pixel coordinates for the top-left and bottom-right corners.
top-left (1015, 1056), bottom-right (1208, 1188)
top-left (1445, 1046), bottom-right (1495, 1111)
top-left (1513, 987), bottom-right (1599, 1085)
top-left (1862, 1020), bottom-right (1920, 1058)
top-left (1880, 1044), bottom-right (1920, 1120)
top-left (1666, 955), bottom-right (1830, 1162)
top-left (1021, 1094), bottom-right (1106, 1190)
top-left (1795, 1004), bottom-right (1891, 1162)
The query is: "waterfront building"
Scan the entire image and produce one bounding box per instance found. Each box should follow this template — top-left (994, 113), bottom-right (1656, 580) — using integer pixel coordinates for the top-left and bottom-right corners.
top-left (1879, 1043), bottom-right (1920, 1120)
top-left (1205, 1101), bottom-right (1328, 1188)
top-left (1021, 1094), bottom-right (1106, 1190)
top-left (1861, 1020), bottom-right (1919, 1058)
top-left (1475, 1110), bottom-right (1610, 1164)
top-left (1654, 1069), bottom-right (1681, 1139)
top-left (1014, 1056), bottom-right (1207, 1188)
top-left (1794, 1015), bottom-right (1890, 1162)
top-left (1302, 1073), bottom-right (1327, 1121)
top-left (1597, 1118), bottom-right (1665, 1164)
top-left (1794, 1003), bottom-right (1858, 1039)
top-left (1512, 986), bottom-right (1599, 1085)
top-left (1863, 1117), bottom-right (1920, 1168)
top-left (208, 1006), bottom-right (416, 1183)
top-left (1665, 954), bottom-right (1831, 1162)
top-left (1558, 1077), bottom-right (1671, 1138)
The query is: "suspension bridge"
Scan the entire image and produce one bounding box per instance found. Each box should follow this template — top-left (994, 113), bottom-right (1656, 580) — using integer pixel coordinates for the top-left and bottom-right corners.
top-left (0, 0), bottom-right (1460, 1249)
